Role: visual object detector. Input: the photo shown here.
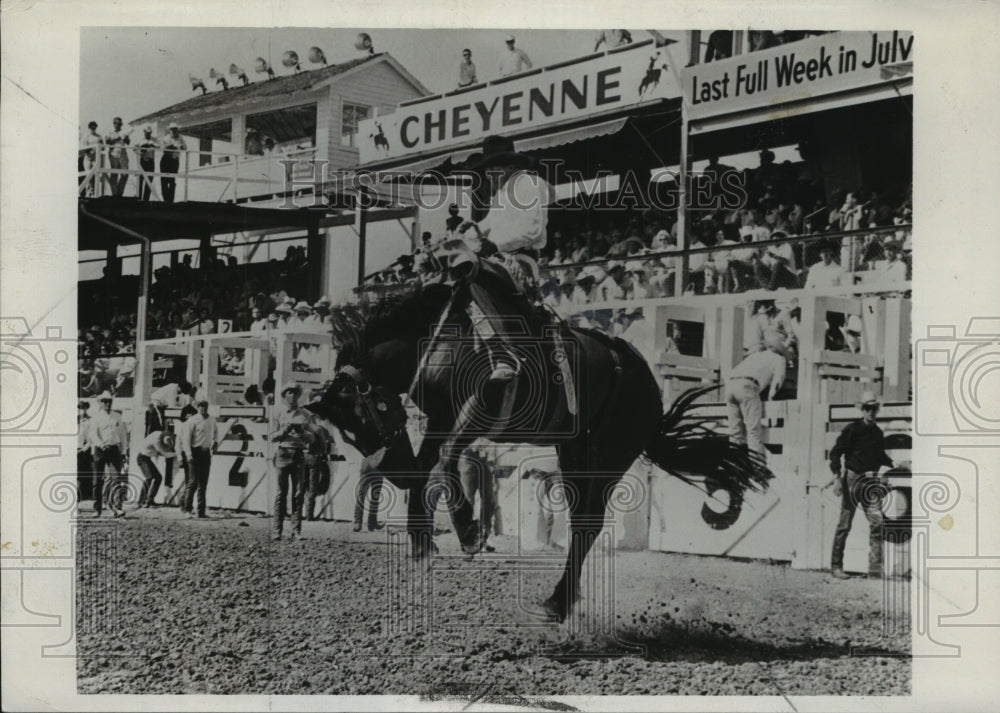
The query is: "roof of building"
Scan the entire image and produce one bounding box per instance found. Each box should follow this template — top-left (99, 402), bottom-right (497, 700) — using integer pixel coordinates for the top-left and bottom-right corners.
top-left (78, 197), bottom-right (327, 250)
top-left (131, 53), bottom-right (428, 126)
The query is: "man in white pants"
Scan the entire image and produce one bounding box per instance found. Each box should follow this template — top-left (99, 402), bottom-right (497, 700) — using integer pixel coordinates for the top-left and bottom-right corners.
top-left (725, 331), bottom-right (786, 455)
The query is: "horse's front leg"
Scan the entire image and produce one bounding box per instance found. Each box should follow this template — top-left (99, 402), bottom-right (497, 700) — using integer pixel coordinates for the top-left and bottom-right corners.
top-left (428, 417), bottom-right (483, 555)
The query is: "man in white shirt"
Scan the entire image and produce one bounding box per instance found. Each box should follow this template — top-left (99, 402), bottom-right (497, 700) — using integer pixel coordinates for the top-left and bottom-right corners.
top-left (498, 34), bottom-right (533, 77)
top-left (594, 29), bottom-right (632, 52)
top-left (151, 379), bottom-right (193, 409)
top-left (250, 307), bottom-right (268, 334)
top-left (105, 117), bottom-right (131, 197)
top-left (274, 302), bottom-right (293, 330)
top-left (180, 399), bottom-right (217, 518)
top-left (87, 391), bottom-right (129, 517)
top-left (878, 241), bottom-right (908, 283)
top-left (270, 383), bottom-right (314, 540)
top-left (725, 332), bottom-right (787, 456)
top-left (310, 296), bottom-right (332, 333)
top-left (77, 401), bottom-right (94, 503)
top-left (595, 262), bottom-right (626, 302)
top-left (137, 431), bottom-right (177, 507)
top-left (289, 301), bottom-right (314, 331)
top-left (456, 134), bottom-right (554, 383)
top-left (805, 239), bottom-right (845, 289)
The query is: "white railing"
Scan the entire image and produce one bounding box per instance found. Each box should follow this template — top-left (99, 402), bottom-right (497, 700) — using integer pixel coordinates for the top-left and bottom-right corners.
top-left (78, 145), bottom-right (317, 203)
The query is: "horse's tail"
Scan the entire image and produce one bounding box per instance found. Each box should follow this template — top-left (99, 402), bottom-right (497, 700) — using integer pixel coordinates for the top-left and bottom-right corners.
top-left (641, 384), bottom-right (774, 497)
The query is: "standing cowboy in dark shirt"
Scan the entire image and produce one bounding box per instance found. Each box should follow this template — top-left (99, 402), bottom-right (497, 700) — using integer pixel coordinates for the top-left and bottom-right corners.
top-left (824, 390), bottom-right (895, 579)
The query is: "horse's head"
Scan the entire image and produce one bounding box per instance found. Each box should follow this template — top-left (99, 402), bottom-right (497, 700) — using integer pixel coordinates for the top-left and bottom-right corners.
top-left (304, 365), bottom-right (408, 457)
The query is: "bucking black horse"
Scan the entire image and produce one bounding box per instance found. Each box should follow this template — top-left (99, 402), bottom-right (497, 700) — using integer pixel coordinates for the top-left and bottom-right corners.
top-left (307, 264), bottom-right (773, 622)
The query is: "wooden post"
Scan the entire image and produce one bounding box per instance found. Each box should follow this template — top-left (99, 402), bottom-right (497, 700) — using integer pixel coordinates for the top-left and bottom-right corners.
top-left (355, 189), bottom-right (368, 290)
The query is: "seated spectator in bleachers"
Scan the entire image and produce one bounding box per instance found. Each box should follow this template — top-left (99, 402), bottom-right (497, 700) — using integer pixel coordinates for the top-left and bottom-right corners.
top-left (197, 309), bottom-right (215, 335)
top-left (804, 239), bottom-right (845, 289)
top-left (289, 301), bottom-right (314, 331)
top-left (878, 240), bottom-right (908, 283)
top-left (711, 225), bottom-right (742, 294)
top-left (686, 232), bottom-right (716, 294)
top-left (274, 302), bottom-right (293, 329)
top-left (572, 266), bottom-right (602, 305)
top-left (311, 296), bottom-right (332, 332)
top-left (625, 260), bottom-right (654, 299)
top-left (250, 307), bottom-right (267, 334)
top-left (594, 262), bottom-right (626, 302)
top-left (754, 230), bottom-right (799, 290)
top-left (739, 209), bottom-right (771, 243)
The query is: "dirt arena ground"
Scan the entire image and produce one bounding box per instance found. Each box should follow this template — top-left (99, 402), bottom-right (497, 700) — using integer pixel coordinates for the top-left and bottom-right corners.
top-left (77, 508), bottom-right (910, 696)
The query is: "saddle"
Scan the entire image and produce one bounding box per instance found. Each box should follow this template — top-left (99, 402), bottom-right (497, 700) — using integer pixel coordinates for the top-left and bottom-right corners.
top-left (465, 261), bottom-right (579, 425)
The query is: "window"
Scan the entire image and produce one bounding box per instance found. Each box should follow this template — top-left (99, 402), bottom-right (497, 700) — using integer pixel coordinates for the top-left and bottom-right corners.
top-left (341, 103), bottom-right (370, 148)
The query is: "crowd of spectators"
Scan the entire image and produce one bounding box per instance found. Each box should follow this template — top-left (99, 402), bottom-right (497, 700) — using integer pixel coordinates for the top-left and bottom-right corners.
top-left (78, 243), bottom-right (322, 396)
top-left (362, 151), bottom-right (911, 306)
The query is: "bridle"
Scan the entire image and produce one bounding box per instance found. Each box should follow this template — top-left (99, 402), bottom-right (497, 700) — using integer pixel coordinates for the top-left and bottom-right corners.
top-left (333, 365), bottom-right (406, 452)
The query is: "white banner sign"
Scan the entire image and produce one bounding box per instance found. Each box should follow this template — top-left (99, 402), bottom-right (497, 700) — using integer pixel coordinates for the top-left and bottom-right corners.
top-left (358, 42), bottom-right (681, 164)
top-left (684, 31), bottom-right (913, 121)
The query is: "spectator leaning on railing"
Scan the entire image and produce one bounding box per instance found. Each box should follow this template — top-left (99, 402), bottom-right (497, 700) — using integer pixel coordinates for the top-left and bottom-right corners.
top-left (137, 125), bottom-right (159, 201)
top-left (804, 239), bottom-right (845, 289)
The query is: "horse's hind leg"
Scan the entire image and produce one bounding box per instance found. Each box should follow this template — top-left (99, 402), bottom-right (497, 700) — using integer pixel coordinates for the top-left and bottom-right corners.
top-left (538, 442), bottom-right (605, 622)
top-left (542, 437), bottom-right (647, 623)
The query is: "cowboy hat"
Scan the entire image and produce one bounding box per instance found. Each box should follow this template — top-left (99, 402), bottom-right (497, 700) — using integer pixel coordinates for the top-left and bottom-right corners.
top-left (576, 265), bottom-right (606, 284)
top-left (462, 134), bottom-right (535, 171)
top-left (293, 301), bottom-right (312, 313)
top-left (860, 390), bottom-right (880, 408)
top-left (280, 382), bottom-right (303, 396)
top-left (158, 431), bottom-right (176, 451)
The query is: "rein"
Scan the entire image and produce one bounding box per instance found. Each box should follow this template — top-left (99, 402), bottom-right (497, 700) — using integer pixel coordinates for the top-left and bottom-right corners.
top-left (335, 365), bottom-right (403, 452)
top-left (403, 289), bottom-right (458, 406)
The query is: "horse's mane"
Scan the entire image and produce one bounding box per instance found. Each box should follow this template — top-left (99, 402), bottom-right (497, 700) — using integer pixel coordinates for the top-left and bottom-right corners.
top-left (329, 282), bottom-right (453, 367)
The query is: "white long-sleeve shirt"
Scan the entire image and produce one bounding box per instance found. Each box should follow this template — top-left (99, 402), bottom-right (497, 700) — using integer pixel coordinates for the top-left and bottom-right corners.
top-left (138, 431), bottom-right (177, 460)
top-left (498, 47), bottom-right (532, 76)
top-left (180, 413), bottom-right (217, 457)
top-left (151, 382), bottom-right (183, 407)
top-left (731, 350), bottom-right (787, 396)
top-left (87, 409), bottom-right (128, 453)
top-left (477, 172), bottom-right (553, 253)
top-left (805, 260), bottom-right (845, 289)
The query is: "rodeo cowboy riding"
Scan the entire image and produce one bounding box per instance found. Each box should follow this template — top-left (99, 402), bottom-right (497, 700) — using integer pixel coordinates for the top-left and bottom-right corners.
top-left (438, 134), bottom-right (556, 439)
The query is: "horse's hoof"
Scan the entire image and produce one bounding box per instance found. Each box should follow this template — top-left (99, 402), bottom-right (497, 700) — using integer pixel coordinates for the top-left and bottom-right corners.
top-left (459, 521), bottom-right (485, 556)
top-left (525, 598), bottom-right (566, 624)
